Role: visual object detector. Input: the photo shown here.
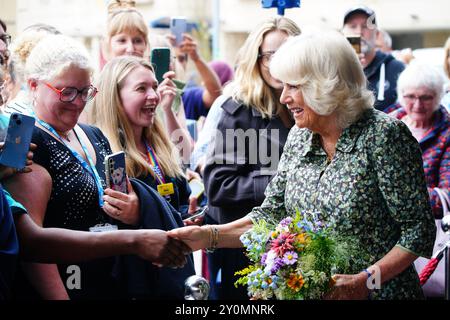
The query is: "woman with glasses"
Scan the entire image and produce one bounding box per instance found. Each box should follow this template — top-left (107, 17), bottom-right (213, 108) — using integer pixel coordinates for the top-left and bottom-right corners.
top-left (200, 17), bottom-right (300, 300)
top-left (3, 35), bottom-right (189, 300)
top-left (389, 63), bottom-right (449, 218)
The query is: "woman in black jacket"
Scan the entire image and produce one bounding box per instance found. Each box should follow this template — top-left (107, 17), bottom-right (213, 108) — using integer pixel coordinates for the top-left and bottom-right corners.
top-left (203, 16), bottom-right (301, 300)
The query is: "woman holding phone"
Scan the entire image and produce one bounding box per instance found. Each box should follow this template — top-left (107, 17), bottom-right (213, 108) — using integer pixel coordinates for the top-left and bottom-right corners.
top-left (90, 55), bottom-right (198, 298)
top-left (90, 55), bottom-right (195, 217)
top-left (94, 0), bottom-right (194, 161)
top-left (4, 35), bottom-right (189, 300)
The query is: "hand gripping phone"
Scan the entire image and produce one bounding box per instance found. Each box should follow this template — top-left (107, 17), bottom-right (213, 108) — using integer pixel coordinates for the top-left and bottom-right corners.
top-left (0, 113), bottom-right (35, 170)
top-left (104, 151), bottom-right (128, 194)
top-left (184, 206), bottom-right (208, 222)
top-left (170, 17), bottom-right (187, 47)
top-left (151, 47), bottom-right (171, 84)
top-left (346, 35), bottom-right (361, 54)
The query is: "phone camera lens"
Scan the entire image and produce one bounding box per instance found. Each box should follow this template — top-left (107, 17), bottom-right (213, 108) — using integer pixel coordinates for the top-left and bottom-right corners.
top-left (12, 114), bottom-right (18, 120)
top-left (16, 120), bottom-right (22, 125)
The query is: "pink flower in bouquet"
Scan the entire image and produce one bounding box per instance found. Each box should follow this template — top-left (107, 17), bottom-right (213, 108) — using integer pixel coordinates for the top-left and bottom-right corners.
top-left (271, 232), bottom-right (296, 256)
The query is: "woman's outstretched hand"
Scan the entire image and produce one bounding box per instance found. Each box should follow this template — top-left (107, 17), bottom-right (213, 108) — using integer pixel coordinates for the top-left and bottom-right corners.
top-left (167, 225), bottom-right (210, 252)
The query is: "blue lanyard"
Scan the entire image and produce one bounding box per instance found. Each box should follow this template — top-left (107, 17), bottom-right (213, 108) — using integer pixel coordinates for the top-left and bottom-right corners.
top-left (36, 118), bottom-right (104, 207)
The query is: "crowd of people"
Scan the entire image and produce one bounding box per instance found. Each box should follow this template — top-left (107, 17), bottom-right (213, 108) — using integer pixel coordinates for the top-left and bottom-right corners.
top-left (0, 1), bottom-right (449, 300)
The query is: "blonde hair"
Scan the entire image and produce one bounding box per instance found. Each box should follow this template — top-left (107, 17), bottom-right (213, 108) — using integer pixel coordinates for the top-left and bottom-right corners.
top-left (89, 56), bottom-right (183, 179)
top-left (444, 36), bottom-right (450, 79)
top-left (223, 16), bottom-right (301, 119)
top-left (25, 35), bottom-right (93, 81)
top-left (9, 28), bottom-right (58, 85)
top-left (270, 30), bottom-right (374, 129)
top-left (105, 1), bottom-right (149, 54)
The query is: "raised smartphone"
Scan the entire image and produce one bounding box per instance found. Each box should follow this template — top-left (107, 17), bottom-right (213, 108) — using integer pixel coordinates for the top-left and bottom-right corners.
top-left (151, 47), bottom-right (171, 84)
top-left (346, 35), bottom-right (361, 54)
top-left (0, 113), bottom-right (35, 170)
top-left (170, 17), bottom-right (187, 47)
top-left (104, 151), bottom-right (128, 194)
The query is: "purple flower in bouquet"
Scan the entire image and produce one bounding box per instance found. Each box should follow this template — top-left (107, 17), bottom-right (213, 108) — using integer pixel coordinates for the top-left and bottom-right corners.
top-left (282, 251), bottom-right (298, 265)
top-left (270, 257), bottom-right (285, 274)
top-left (261, 252), bottom-right (268, 265)
top-left (279, 217), bottom-right (293, 227)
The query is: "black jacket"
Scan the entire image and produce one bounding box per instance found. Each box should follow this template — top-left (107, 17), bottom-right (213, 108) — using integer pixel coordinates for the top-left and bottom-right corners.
top-left (112, 178), bottom-right (195, 300)
top-left (365, 51), bottom-right (405, 112)
top-left (204, 97), bottom-right (292, 224)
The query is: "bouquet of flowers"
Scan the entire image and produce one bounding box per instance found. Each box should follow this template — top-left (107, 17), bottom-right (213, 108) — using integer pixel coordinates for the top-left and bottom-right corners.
top-left (235, 211), bottom-right (366, 300)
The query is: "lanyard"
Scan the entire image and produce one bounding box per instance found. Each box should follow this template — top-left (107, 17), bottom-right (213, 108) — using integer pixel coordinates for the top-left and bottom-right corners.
top-left (36, 118), bottom-right (104, 207)
top-left (144, 141), bottom-right (166, 185)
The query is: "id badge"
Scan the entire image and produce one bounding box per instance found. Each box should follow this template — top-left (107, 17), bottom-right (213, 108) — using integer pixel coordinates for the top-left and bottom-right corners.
top-left (157, 183), bottom-right (175, 197)
top-left (89, 223), bottom-right (118, 233)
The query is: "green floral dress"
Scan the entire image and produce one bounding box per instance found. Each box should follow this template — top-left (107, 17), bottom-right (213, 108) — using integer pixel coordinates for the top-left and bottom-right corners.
top-left (248, 108), bottom-right (436, 299)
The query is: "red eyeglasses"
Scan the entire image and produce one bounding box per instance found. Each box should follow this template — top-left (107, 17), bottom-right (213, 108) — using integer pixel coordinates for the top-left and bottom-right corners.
top-left (45, 82), bottom-right (98, 103)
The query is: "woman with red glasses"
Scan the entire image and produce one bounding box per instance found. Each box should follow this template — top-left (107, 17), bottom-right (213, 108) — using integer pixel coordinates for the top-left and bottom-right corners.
top-left (3, 34), bottom-right (189, 300)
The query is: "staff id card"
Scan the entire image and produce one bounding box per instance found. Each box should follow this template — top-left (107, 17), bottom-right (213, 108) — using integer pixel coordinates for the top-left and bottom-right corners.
top-left (157, 182), bottom-right (175, 197)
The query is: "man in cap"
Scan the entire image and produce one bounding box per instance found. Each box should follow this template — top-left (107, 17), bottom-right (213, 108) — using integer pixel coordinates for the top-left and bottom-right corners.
top-left (342, 5), bottom-right (405, 112)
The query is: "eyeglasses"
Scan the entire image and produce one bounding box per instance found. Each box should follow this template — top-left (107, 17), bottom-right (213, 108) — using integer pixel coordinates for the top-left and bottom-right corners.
top-left (0, 33), bottom-right (11, 46)
top-left (258, 51), bottom-right (276, 68)
top-left (45, 82), bottom-right (98, 103)
top-left (403, 94), bottom-right (435, 104)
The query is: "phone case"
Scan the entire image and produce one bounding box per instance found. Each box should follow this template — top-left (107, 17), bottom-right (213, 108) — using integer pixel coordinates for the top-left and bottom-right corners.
top-left (151, 47), bottom-right (171, 84)
top-left (104, 151), bottom-right (128, 194)
top-left (170, 17), bottom-right (187, 46)
top-left (0, 113), bottom-right (35, 170)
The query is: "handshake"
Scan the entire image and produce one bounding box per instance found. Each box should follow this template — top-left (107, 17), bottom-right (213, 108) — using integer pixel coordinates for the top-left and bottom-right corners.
top-left (135, 224), bottom-right (209, 269)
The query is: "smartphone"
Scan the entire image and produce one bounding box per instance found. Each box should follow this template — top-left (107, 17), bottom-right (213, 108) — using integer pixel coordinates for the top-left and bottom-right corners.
top-left (189, 179), bottom-right (204, 199)
top-left (184, 206), bottom-right (208, 222)
top-left (170, 17), bottom-right (187, 47)
top-left (151, 47), bottom-right (171, 84)
top-left (104, 151), bottom-right (128, 194)
top-left (346, 35), bottom-right (361, 54)
top-left (0, 113), bottom-right (35, 170)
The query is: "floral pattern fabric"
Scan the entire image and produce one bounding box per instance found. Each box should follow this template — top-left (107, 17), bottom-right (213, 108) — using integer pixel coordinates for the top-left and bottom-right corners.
top-left (248, 108), bottom-right (436, 299)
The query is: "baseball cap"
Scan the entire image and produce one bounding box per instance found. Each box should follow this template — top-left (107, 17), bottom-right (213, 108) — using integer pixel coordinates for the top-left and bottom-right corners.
top-left (343, 5), bottom-right (376, 26)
